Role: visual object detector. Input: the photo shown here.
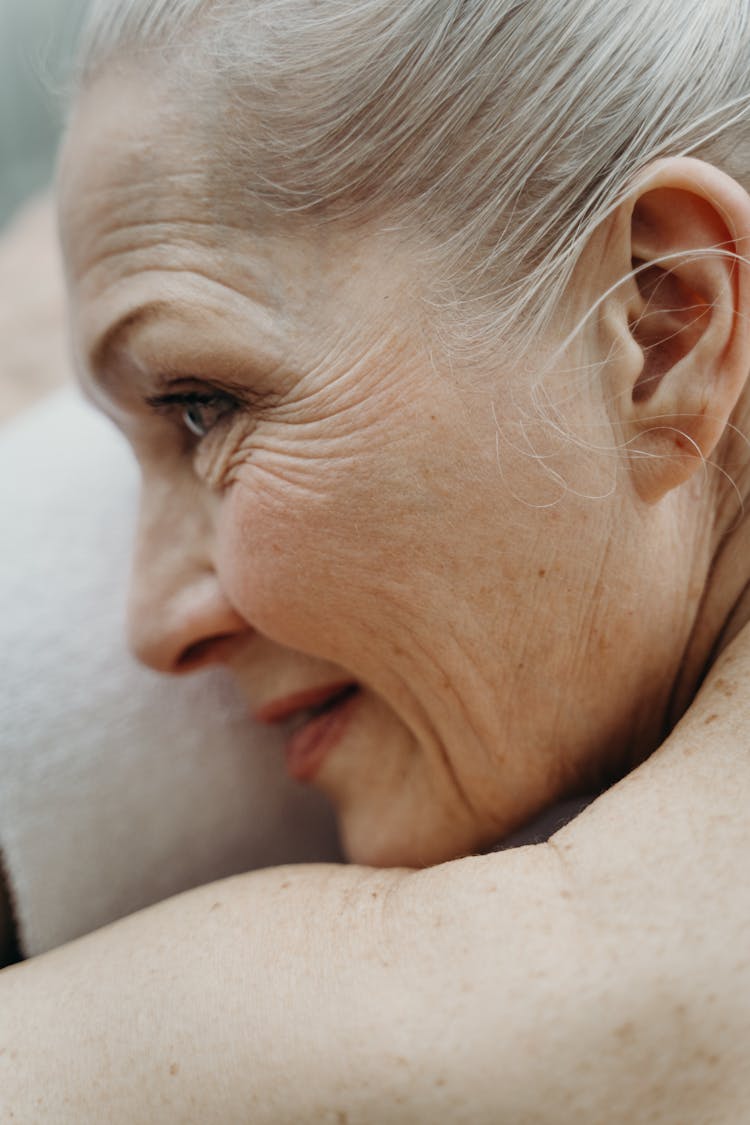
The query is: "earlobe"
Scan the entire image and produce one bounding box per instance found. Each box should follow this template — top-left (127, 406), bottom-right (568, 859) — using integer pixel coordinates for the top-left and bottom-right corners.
top-left (600, 159), bottom-right (750, 503)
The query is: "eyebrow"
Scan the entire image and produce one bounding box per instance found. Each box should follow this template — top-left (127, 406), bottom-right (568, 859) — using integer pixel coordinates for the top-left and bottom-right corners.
top-left (89, 301), bottom-right (176, 386)
top-left (86, 299), bottom-right (286, 409)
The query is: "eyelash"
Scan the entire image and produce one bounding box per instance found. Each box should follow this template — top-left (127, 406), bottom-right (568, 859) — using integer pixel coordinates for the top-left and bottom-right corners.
top-left (145, 388), bottom-right (241, 440)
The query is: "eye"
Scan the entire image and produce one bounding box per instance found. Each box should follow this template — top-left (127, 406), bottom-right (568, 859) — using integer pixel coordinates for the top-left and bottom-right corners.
top-left (145, 388), bottom-right (240, 440)
top-left (180, 394), bottom-right (234, 438)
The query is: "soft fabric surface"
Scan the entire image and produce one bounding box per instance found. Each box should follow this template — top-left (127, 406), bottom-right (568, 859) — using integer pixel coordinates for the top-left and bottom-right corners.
top-left (0, 389), bottom-right (340, 957)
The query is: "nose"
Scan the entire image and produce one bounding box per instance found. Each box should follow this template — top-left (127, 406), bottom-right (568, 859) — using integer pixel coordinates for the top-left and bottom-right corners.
top-left (127, 483), bottom-right (249, 675)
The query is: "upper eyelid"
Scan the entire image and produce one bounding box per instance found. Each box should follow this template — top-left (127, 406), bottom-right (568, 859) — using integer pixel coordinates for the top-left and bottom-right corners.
top-left (143, 375), bottom-right (281, 413)
top-left (144, 388), bottom-right (238, 411)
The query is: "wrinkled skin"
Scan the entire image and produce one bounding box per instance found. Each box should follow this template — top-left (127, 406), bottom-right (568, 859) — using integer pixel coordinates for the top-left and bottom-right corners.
top-left (58, 74), bottom-right (709, 867)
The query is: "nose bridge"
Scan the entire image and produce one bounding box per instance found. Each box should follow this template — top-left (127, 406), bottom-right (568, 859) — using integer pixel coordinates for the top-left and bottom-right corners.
top-left (131, 474), bottom-right (201, 596)
top-left (127, 477), bottom-right (238, 673)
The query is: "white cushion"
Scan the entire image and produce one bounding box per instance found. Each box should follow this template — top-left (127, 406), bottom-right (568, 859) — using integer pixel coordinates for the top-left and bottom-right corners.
top-left (0, 390), bottom-right (340, 956)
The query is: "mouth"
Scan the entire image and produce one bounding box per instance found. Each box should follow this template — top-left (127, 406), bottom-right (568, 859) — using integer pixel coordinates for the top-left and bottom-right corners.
top-left (254, 682), bottom-right (361, 782)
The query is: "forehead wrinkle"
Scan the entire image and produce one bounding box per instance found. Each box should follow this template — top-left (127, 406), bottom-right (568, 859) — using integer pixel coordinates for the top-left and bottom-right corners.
top-left (70, 209), bottom-right (244, 282)
top-left (62, 154), bottom-right (254, 292)
top-left (60, 126), bottom-right (231, 278)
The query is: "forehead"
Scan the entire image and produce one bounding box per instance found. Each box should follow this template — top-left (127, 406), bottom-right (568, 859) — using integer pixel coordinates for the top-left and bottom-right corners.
top-left (57, 73), bottom-right (431, 396)
top-left (58, 71), bottom-right (217, 280)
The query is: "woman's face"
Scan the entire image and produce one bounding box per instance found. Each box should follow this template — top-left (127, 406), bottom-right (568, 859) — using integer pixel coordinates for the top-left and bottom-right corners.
top-left (58, 78), bottom-right (683, 866)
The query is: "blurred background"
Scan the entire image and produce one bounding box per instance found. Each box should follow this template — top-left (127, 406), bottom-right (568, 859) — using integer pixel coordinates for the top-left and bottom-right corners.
top-left (0, 0), bottom-right (87, 228)
top-left (0, 0), bottom-right (89, 418)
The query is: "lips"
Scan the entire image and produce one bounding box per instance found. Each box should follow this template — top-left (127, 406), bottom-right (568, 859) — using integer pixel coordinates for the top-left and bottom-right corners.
top-left (254, 682), bottom-right (360, 782)
top-left (254, 681), bottom-right (357, 725)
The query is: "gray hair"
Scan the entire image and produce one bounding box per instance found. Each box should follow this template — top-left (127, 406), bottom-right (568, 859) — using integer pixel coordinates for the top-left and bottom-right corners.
top-left (73, 0), bottom-right (750, 352)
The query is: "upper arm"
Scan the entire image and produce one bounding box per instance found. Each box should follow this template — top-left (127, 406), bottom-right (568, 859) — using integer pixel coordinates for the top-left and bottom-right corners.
top-left (1, 834), bottom-right (744, 1124)
top-left (3, 639), bottom-right (750, 1122)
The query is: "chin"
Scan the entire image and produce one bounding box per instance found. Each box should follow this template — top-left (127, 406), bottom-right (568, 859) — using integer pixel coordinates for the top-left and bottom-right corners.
top-left (338, 810), bottom-right (478, 870)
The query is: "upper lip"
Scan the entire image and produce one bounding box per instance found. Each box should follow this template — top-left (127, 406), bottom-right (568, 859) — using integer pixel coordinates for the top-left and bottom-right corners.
top-left (253, 681), bottom-right (358, 725)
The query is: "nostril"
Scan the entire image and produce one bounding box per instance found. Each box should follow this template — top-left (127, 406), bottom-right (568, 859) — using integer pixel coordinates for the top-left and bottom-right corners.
top-left (175, 634), bottom-right (238, 672)
top-left (128, 573), bottom-right (250, 675)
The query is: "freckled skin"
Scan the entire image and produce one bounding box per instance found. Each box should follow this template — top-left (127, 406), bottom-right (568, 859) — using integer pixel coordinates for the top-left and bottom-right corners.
top-left (58, 74), bottom-right (714, 867)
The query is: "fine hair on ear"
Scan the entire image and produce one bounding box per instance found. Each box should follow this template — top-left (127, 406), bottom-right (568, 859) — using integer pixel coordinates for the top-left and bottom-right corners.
top-left (71, 0), bottom-right (750, 361)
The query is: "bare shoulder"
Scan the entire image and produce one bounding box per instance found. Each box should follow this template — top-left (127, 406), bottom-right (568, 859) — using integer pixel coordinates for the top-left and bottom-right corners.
top-left (386, 626), bottom-right (750, 1121)
top-left (554, 621), bottom-right (750, 872)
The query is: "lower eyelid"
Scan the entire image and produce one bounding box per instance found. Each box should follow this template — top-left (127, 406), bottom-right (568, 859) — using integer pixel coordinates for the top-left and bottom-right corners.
top-left (193, 414), bottom-right (254, 488)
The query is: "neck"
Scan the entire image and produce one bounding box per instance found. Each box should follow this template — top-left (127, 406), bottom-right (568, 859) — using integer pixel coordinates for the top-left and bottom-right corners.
top-left (668, 399), bottom-right (750, 725)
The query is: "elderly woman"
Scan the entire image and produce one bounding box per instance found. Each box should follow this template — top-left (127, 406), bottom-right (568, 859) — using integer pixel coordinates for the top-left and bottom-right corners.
top-left (2, 0), bottom-right (750, 1120)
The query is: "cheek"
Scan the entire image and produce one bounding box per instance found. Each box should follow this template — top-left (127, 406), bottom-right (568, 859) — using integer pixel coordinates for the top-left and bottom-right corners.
top-left (214, 422), bottom-right (465, 659)
top-left (215, 453), bottom-right (393, 650)
top-left (212, 387), bottom-right (522, 671)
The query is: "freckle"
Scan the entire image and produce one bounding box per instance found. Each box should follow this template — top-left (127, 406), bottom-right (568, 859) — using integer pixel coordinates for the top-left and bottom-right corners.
top-left (435, 1077), bottom-right (447, 1088)
top-left (713, 678), bottom-right (735, 698)
top-left (538, 568), bottom-right (546, 578)
top-left (615, 1021), bottom-right (635, 1043)
top-left (280, 881), bottom-right (291, 890)
top-left (704, 713), bottom-right (719, 725)
top-left (681, 745), bottom-right (697, 758)
top-left (337, 1113), bottom-right (349, 1125)
top-left (169, 1063), bottom-right (180, 1077)
top-left (211, 902), bottom-right (222, 911)
top-left (371, 891), bottom-right (379, 899)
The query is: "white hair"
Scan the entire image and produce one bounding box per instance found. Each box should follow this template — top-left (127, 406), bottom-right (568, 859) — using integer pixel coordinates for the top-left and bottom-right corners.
top-left (72, 0), bottom-right (750, 352)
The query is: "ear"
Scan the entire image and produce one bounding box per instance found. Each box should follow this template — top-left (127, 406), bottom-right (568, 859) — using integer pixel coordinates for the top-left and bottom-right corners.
top-left (598, 158), bottom-right (750, 503)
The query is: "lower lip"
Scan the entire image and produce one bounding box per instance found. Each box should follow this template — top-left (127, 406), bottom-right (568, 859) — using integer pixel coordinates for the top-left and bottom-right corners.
top-left (284, 692), bottom-right (359, 782)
